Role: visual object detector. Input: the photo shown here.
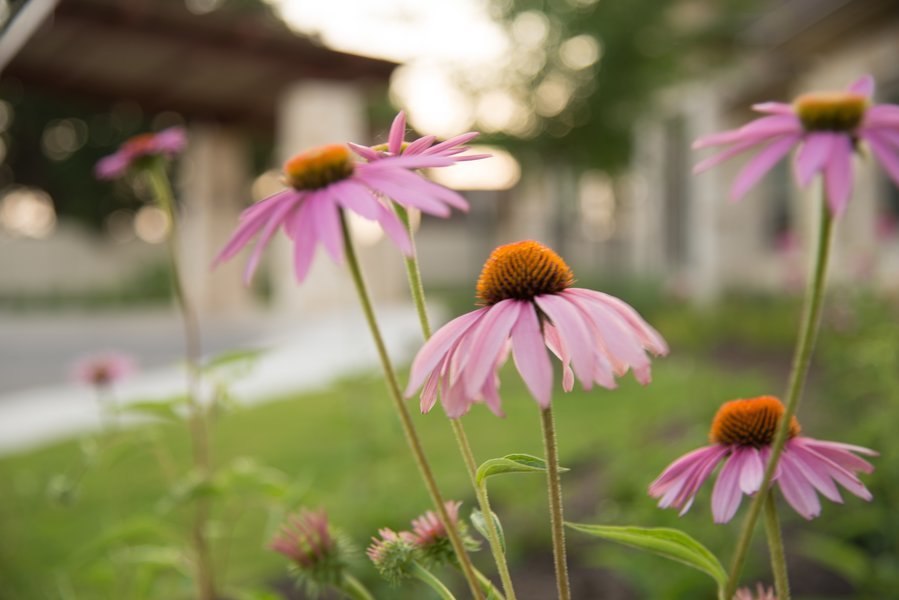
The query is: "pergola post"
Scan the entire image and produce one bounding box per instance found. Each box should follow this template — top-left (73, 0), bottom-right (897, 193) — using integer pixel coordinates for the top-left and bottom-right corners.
top-left (177, 123), bottom-right (255, 315)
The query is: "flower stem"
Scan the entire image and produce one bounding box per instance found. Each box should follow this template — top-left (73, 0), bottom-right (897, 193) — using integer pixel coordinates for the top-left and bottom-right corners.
top-left (540, 406), bottom-right (571, 600)
top-left (763, 491), bottom-right (791, 600)
top-left (394, 204), bottom-right (517, 600)
top-left (472, 566), bottom-right (506, 600)
top-left (413, 562), bottom-right (458, 600)
top-left (145, 162), bottom-right (215, 600)
top-left (341, 573), bottom-right (376, 600)
top-left (723, 197), bottom-right (834, 599)
top-left (339, 211), bottom-right (484, 600)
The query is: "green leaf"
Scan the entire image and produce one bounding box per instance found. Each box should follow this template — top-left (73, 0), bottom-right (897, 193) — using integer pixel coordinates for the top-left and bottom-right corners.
top-left (567, 523), bottom-right (727, 588)
top-left (120, 396), bottom-right (188, 422)
top-left (470, 509), bottom-right (505, 553)
top-left (203, 348), bottom-right (264, 371)
top-left (476, 453), bottom-right (567, 486)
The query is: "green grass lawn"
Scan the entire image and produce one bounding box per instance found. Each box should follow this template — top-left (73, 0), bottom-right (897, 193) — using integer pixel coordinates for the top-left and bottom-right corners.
top-left (0, 356), bottom-right (776, 600)
top-left (1, 293), bottom-right (895, 599)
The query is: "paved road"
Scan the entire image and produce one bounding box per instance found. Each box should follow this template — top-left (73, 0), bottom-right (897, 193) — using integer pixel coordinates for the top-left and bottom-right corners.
top-left (0, 306), bottom-right (430, 454)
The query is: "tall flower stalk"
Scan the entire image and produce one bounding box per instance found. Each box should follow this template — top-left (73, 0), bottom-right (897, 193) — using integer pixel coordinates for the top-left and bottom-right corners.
top-left (395, 205), bottom-right (517, 600)
top-left (541, 406), bottom-right (570, 600)
top-left (723, 196), bottom-right (834, 599)
top-left (144, 160), bottom-right (216, 600)
top-left (339, 211), bottom-right (485, 600)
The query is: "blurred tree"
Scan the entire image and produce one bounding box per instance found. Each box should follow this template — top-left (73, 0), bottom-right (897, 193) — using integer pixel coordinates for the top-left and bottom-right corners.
top-left (477, 0), bottom-right (751, 171)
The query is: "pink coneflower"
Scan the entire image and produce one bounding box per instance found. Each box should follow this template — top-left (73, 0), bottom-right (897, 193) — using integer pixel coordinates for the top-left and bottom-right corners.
top-left (734, 584), bottom-right (777, 600)
top-left (95, 127), bottom-right (187, 180)
top-left (694, 74), bottom-right (899, 215)
top-left (215, 115), bottom-right (481, 284)
top-left (70, 352), bottom-right (136, 387)
top-left (270, 508), bottom-right (340, 573)
top-left (350, 111), bottom-right (490, 163)
top-left (405, 240), bottom-right (668, 418)
top-left (649, 396), bottom-right (877, 523)
top-left (367, 527), bottom-right (417, 584)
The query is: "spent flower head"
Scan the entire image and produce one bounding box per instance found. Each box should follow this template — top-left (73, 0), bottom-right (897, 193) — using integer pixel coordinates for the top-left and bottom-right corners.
top-left (406, 240), bottom-right (668, 417)
top-left (94, 127), bottom-right (187, 180)
top-left (649, 396), bottom-right (877, 522)
top-left (694, 75), bottom-right (899, 215)
top-left (215, 112), bottom-right (487, 284)
top-left (408, 500), bottom-right (479, 566)
top-left (366, 528), bottom-right (417, 585)
top-left (70, 351), bottom-right (136, 388)
top-left (270, 508), bottom-right (349, 590)
top-left (734, 584), bottom-right (777, 600)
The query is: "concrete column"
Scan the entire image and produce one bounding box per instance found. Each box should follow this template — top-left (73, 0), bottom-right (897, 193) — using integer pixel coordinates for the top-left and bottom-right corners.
top-left (685, 85), bottom-right (722, 305)
top-left (630, 120), bottom-right (666, 277)
top-left (178, 123), bottom-right (255, 315)
top-left (271, 80), bottom-right (406, 314)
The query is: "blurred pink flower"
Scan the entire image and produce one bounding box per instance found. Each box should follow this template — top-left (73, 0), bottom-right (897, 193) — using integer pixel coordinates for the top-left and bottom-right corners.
top-left (70, 352), bottom-right (136, 387)
top-left (409, 500), bottom-right (460, 548)
top-left (405, 240), bottom-right (668, 418)
top-left (649, 396), bottom-right (877, 523)
top-left (94, 127), bottom-right (187, 180)
top-left (350, 111), bottom-right (490, 163)
top-left (215, 115), bottom-right (479, 284)
top-left (694, 75), bottom-right (899, 215)
top-left (269, 508), bottom-right (334, 570)
top-left (734, 584), bottom-right (777, 600)
top-left (366, 527), bottom-right (415, 567)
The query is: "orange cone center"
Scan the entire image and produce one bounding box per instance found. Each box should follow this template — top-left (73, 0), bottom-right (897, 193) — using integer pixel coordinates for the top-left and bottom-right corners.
top-left (476, 240), bottom-right (574, 305)
top-left (710, 396), bottom-right (801, 447)
top-left (283, 144), bottom-right (354, 190)
top-left (794, 92), bottom-right (867, 132)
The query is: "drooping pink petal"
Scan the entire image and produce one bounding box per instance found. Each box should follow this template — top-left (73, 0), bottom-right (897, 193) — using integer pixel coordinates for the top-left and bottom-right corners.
top-left (355, 170), bottom-right (451, 217)
top-left (564, 290), bottom-right (651, 381)
top-left (404, 135), bottom-right (437, 155)
top-left (573, 289), bottom-right (668, 355)
top-left (330, 179), bottom-right (382, 220)
top-left (536, 294), bottom-right (597, 390)
top-left (730, 135), bottom-right (801, 202)
top-left (428, 132), bottom-right (479, 155)
top-left (388, 111), bottom-right (406, 156)
top-left (752, 102), bottom-right (795, 116)
top-left (795, 132), bottom-right (835, 186)
top-left (862, 104), bottom-right (899, 129)
top-left (461, 300), bottom-right (521, 399)
top-left (777, 453), bottom-right (822, 519)
top-left (693, 115), bottom-right (800, 149)
top-left (310, 192), bottom-right (344, 264)
top-left (649, 445), bottom-right (724, 495)
top-left (365, 153), bottom-right (456, 170)
top-left (420, 366), bottom-right (442, 413)
top-left (405, 308), bottom-right (487, 397)
top-left (510, 302), bottom-right (553, 408)
top-left (737, 446), bottom-right (764, 495)
top-left (94, 153), bottom-right (130, 180)
top-left (243, 198), bottom-right (298, 284)
top-left (824, 135), bottom-right (853, 215)
top-left (347, 142), bottom-right (382, 162)
top-left (848, 74), bottom-right (875, 98)
top-left (693, 138), bottom-right (769, 175)
top-left (214, 197), bottom-right (288, 266)
top-left (288, 201), bottom-right (319, 283)
top-left (362, 166), bottom-right (470, 212)
top-left (375, 203), bottom-right (414, 256)
top-left (543, 323), bottom-right (574, 392)
top-left (785, 443), bottom-right (843, 503)
top-left (866, 134), bottom-right (899, 188)
top-left (480, 362), bottom-right (506, 417)
top-left (711, 451), bottom-right (746, 523)
top-left (669, 446), bottom-right (730, 515)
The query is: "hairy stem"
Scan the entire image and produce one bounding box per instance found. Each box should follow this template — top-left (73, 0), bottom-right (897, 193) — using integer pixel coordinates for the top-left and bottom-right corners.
top-left (541, 406), bottom-right (571, 600)
top-left (341, 573), bottom-right (376, 600)
top-left (340, 211), bottom-right (484, 600)
top-left (395, 204), bottom-right (517, 600)
top-left (763, 491), bottom-right (791, 600)
top-left (145, 162), bottom-right (215, 600)
top-left (723, 197), bottom-right (834, 598)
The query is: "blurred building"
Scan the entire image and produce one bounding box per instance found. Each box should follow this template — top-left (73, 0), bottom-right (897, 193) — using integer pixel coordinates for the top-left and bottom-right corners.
top-left (628, 0), bottom-right (899, 303)
top-left (0, 0), bottom-right (402, 314)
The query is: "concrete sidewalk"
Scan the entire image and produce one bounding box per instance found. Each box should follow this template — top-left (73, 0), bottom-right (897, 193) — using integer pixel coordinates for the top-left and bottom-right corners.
top-left (0, 306), bottom-right (433, 455)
